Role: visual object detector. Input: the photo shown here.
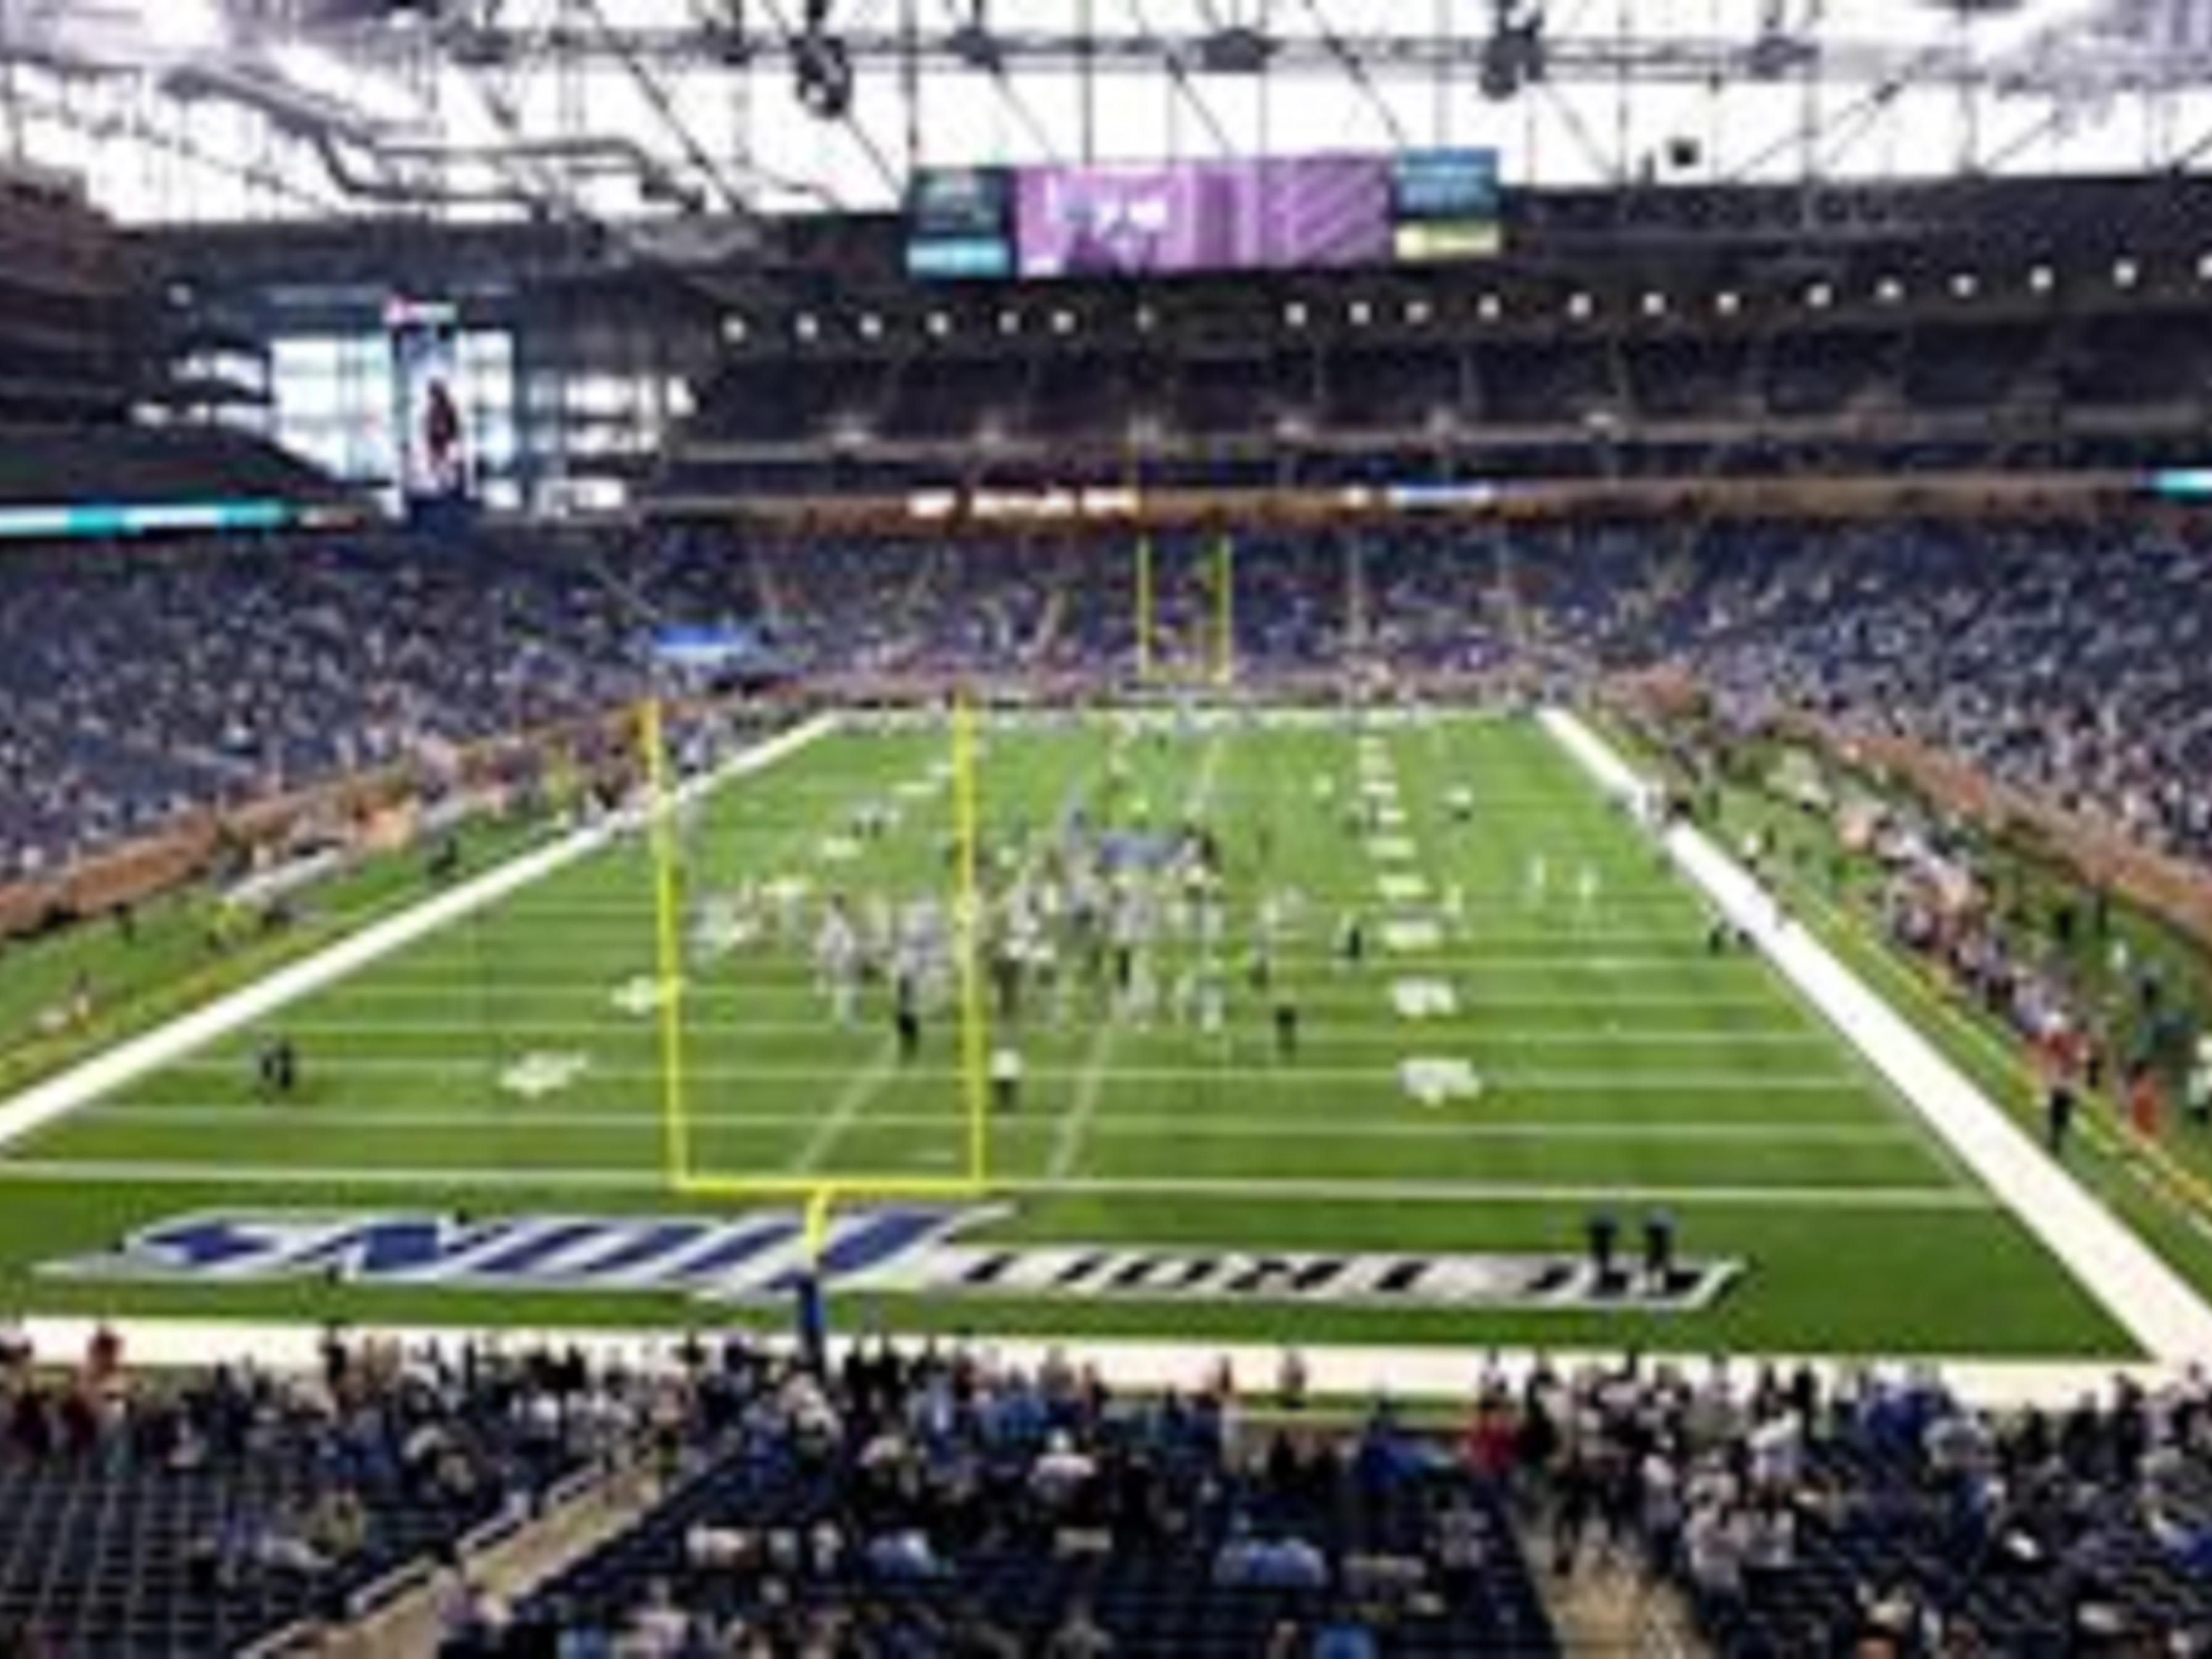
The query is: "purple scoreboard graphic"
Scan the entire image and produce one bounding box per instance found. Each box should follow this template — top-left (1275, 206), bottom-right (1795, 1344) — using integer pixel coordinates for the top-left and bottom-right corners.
top-left (1014, 155), bottom-right (1393, 279)
top-left (907, 149), bottom-right (1501, 282)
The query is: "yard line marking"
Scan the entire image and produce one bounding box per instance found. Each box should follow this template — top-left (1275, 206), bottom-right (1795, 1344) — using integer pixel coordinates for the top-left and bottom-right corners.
top-left (408, 901), bottom-right (1697, 929)
top-left (1048, 1020), bottom-right (1122, 1180)
top-left (1005, 1183), bottom-right (1984, 1216)
top-left (76, 1104), bottom-right (1920, 1144)
top-left (280, 989), bottom-right (1804, 1016)
top-left (0, 1159), bottom-right (1997, 1210)
top-left (147, 1025), bottom-right (1835, 1057)
top-left (1182, 724), bottom-right (1231, 817)
top-left (89, 1065), bottom-right (1870, 1091)
top-left (791, 1041), bottom-right (901, 1174)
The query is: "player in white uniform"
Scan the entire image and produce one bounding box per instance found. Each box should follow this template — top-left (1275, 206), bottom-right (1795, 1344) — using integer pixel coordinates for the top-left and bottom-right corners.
top-left (813, 896), bottom-right (861, 1028)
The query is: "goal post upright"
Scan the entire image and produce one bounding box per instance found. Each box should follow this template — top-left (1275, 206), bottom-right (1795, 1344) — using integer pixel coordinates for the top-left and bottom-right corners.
top-left (1134, 531), bottom-right (1155, 684)
top-left (640, 696), bottom-right (695, 1190)
top-left (1213, 530), bottom-right (1236, 687)
top-left (653, 692), bottom-right (993, 1227)
top-left (951, 690), bottom-right (992, 1188)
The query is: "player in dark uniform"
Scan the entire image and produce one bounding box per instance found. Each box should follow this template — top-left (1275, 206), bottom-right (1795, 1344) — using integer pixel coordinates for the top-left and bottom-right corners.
top-left (256, 1034), bottom-right (298, 1099)
top-left (893, 970), bottom-right (922, 1064)
top-left (2045, 1077), bottom-right (2077, 1159)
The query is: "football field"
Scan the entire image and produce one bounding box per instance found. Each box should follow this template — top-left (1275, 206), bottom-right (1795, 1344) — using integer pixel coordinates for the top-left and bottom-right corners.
top-left (0, 707), bottom-right (2131, 1358)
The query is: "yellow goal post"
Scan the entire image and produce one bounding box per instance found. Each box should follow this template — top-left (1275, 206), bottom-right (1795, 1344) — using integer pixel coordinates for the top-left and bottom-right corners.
top-left (637, 694), bottom-right (994, 1261)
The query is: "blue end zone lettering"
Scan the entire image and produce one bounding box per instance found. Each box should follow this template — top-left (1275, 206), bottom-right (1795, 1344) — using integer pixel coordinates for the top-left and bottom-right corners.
top-left (38, 1207), bottom-right (1744, 1314)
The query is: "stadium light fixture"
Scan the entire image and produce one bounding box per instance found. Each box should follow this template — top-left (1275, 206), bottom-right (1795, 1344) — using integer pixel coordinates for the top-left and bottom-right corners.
top-left (1283, 300), bottom-right (1308, 329)
top-left (1476, 293), bottom-right (1502, 320)
top-left (2113, 257), bottom-right (2139, 288)
top-left (858, 312), bottom-right (883, 339)
top-left (1348, 300), bottom-right (1374, 326)
top-left (926, 311), bottom-right (953, 338)
top-left (1050, 308), bottom-right (1076, 336)
top-left (2028, 264), bottom-right (2056, 293)
top-left (2198, 252), bottom-right (2212, 283)
top-left (1404, 298), bottom-right (1432, 325)
top-left (1199, 24), bottom-right (1275, 73)
top-left (1134, 304), bottom-right (1157, 334)
top-left (794, 312), bottom-right (820, 341)
top-left (1876, 276), bottom-right (1904, 304)
top-left (1715, 291), bottom-right (1741, 315)
top-left (1950, 271), bottom-right (1978, 298)
top-left (998, 309), bottom-right (1021, 335)
top-left (1805, 281), bottom-right (1833, 309)
top-left (1641, 291), bottom-right (1667, 316)
top-left (1566, 292), bottom-right (1593, 318)
top-left (722, 314), bottom-right (750, 343)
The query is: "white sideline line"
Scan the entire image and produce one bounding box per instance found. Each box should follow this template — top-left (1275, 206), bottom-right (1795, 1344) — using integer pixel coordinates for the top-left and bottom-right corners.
top-left (78, 1104), bottom-right (1918, 1143)
top-left (0, 715), bottom-right (841, 1159)
top-left (0, 1158), bottom-right (1991, 1209)
top-left (1542, 706), bottom-right (2212, 1363)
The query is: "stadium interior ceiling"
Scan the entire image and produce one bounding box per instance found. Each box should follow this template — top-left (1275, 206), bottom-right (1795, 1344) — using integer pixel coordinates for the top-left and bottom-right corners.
top-left (11, 1), bottom-right (2212, 512)
top-left (15, 0), bottom-right (2212, 221)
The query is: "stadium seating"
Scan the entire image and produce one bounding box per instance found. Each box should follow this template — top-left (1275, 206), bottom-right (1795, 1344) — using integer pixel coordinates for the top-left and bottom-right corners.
top-left (6, 513), bottom-right (2212, 893)
top-left (465, 1342), bottom-right (1556, 1657)
top-left (0, 1335), bottom-right (589, 1657)
top-left (0, 426), bottom-right (341, 509)
top-left (1646, 1367), bottom-right (2212, 1657)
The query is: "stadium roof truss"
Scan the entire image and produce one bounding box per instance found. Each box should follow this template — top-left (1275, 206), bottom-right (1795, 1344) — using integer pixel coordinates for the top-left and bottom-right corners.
top-left (9, 0), bottom-right (2212, 223)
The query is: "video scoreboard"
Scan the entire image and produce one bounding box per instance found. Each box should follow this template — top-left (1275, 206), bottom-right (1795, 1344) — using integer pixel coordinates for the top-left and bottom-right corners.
top-left (907, 148), bottom-right (1500, 282)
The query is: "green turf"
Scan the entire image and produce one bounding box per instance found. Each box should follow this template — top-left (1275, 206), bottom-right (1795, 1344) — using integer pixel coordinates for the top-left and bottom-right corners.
top-left (0, 810), bottom-right (550, 1094)
top-left (1610, 715), bottom-right (2212, 1320)
top-left (0, 708), bottom-right (2133, 1358)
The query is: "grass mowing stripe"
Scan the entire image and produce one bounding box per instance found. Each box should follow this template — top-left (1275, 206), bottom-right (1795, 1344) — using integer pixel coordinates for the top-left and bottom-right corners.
top-left (72, 1105), bottom-right (1921, 1143)
top-left (0, 1159), bottom-right (1996, 1209)
top-left (141, 1027), bottom-right (1839, 1067)
top-left (100, 1062), bottom-right (1868, 1089)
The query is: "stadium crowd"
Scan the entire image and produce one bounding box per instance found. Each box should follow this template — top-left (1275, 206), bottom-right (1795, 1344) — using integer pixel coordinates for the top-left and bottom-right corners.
top-left (1596, 517), bottom-right (2212, 871)
top-left (0, 1320), bottom-right (607, 1655)
top-left (454, 1335), bottom-right (2212, 1657)
top-left (448, 1333), bottom-right (1553, 1658)
top-left (6, 512), bottom-right (2212, 889)
top-left (0, 533), bottom-right (648, 879)
top-left (1497, 1349), bottom-right (2212, 1655)
top-left (0, 1320), bottom-right (2159, 1658)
